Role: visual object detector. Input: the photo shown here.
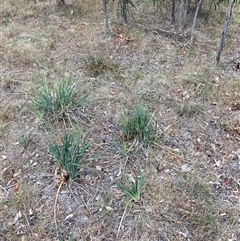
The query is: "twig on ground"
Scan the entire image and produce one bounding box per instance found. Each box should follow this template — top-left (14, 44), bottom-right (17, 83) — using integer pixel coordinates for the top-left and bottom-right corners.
top-left (160, 124), bottom-right (174, 135)
top-left (23, 212), bottom-right (33, 237)
top-left (117, 199), bottom-right (132, 238)
top-left (153, 28), bottom-right (177, 36)
top-left (54, 177), bottom-right (64, 238)
top-left (153, 142), bottom-right (184, 165)
top-left (68, 183), bottom-right (95, 221)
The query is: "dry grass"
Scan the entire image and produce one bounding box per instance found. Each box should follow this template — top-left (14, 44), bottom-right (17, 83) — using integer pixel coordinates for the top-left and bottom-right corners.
top-left (1, 0), bottom-right (240, 240)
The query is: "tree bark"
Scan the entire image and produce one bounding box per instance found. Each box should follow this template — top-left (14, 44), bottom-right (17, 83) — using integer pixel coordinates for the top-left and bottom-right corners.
top-left (190, 0), bottom-right (203, 40)
top-left (216, 0), bottom-right (233, 65)
top-left (56, 0), bottom-right (65, 6)
top-left (103, 0), bottom-right (109, 30)
top-left (178, 0), bottom-right (189, 31)
top-left (122, 0), bottom-right (127, 24)
top-left (171, 0), bottom-right (176, 23)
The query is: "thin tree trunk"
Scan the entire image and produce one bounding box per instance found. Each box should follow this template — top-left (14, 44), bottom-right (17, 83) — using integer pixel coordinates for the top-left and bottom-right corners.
top-left (103, 0), bottom-right (109, 30)
top-left (216, 0), bottom-right (233, 65)
top-left (171, 0), bottom-right (176, 23)
top-left (178, 0), bottom-right (184, 30)
top-left (190, 0), bottom-right (203, 40)
top-left (182, 0), bottom-right (190, 28)
top-left (122, 0), bottom-right (127, 24)
top-left (178, 0), bottom-right (189, 31)
top-left (56, 0), bottom-right (65, 6)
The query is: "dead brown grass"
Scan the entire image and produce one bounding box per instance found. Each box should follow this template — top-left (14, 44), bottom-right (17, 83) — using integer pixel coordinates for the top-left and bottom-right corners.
top-left (1, 0), bottom-right (240, 240)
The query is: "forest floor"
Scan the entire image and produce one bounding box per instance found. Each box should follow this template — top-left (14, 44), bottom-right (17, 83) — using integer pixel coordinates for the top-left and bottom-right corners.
top-left (0, 0), bottom-right (240, 240)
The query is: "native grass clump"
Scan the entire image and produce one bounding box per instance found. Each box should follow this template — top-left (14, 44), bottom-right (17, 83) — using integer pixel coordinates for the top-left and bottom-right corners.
top-left (31, 76), bottom-right (87, 122)
top-left (120, 104), bottom-right (156, 143)
top-left (84, 55), bottom-right (120, 77)
top-left (173, 101), bottom-right (203, 117)
top-left (49, 130), bottom-right (90, 180)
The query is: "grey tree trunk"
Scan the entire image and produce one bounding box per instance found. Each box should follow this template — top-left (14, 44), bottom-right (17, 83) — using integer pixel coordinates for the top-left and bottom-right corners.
top-left (171, 0), bottom-right (176, 23)
top-left (216, 0), bottom-right (233, 65)
top-left (178, 0), bottom-right (190, 31)
top-left (190, 0), bottom-right (203, 40)
top-left (122, 0), bottom-right (127, 24)
top-left (56, 0), bottom-right (65, 6)
top-left (103, 0), bottom-right (109, 30)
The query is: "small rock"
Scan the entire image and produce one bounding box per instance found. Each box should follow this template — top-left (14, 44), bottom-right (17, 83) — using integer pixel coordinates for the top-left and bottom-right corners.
top-left (2, 155), bottom-right (7, 160)
top-left (181, 164), bottom-right (191, 172)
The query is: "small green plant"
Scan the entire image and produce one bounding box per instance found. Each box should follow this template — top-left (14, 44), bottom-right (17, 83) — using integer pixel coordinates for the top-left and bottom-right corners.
top-left (118, 171), bottom-right (146, 202)
top-left (19, 133), bottom-right (33, 149)
top-left (176, 102), bottom-right (203, 117)
top-left (31, 76), bottom-right (87, 121)
top-left (167, 100), bottom-right (203, 117)
top-left (57, 232), bottom-right (74, 241)
top-left (120, 104), bottom-right (156, 143)
top-left (84, 55), bottom-right (119, 77)
top-left (49, 130), bottom-right (90, 180)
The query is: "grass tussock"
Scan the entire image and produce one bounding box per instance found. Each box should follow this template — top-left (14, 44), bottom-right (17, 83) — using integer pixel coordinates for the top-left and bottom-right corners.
top-left (120, 104), bottom-right (156, 143)
top-left (49, 129), bottom-right (90, 180)
top-left (31, 76), bottom-right (88, 122)
top-left (176, 102), bottom-right (203, 117)
top-left (84, 55), bottom-right (120, 77)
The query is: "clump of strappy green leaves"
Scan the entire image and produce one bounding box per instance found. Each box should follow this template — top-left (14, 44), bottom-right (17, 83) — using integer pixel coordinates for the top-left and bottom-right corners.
top-left (120, 104), bottom-right (156, 143)
top-left (49, 130), bottom-right (90, 180)
top-left (118, 171), bottom-right (146, 202)
top-left (31, 76), bottom-right (87, 121)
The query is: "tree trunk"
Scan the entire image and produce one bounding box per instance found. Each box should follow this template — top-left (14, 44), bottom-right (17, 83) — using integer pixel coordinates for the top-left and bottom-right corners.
top-left (171, 0), bottom-right (176, 23)
top-left (190, 0), bottom-right (203, 40)
top-left (103, 0), bottom-right (109, 30)
top-left (56, 0), bottom-right (65, 6)
top-left (122, 0), bottom-right (127, 24)
top-left (216, 0), bottom-right (233, 65)
top-left (178, 0), bottom-right (189, 31)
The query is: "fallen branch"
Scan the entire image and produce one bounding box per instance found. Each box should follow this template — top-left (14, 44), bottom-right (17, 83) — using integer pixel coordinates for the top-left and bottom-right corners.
top-left (153, 28), bottom-right (177, 36)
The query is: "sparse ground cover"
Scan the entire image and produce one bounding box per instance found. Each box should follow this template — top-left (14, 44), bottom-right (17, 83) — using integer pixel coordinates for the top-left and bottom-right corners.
top-left (0, 0), bottom-right (240, 240)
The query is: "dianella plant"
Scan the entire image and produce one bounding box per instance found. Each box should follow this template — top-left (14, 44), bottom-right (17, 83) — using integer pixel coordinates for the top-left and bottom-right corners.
top-left (31, 76), bottom-right (87, 122)
top-left (49, 129), bottom-right (90, 180)
top-left (118, 171), bottom-right (146, 202)
top-left (120, 103), bottom-right (156, 143)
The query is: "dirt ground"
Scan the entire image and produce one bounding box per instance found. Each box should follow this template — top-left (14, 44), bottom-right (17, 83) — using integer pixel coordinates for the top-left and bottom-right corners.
top-left (0, 0), bottom-right (240, 240)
